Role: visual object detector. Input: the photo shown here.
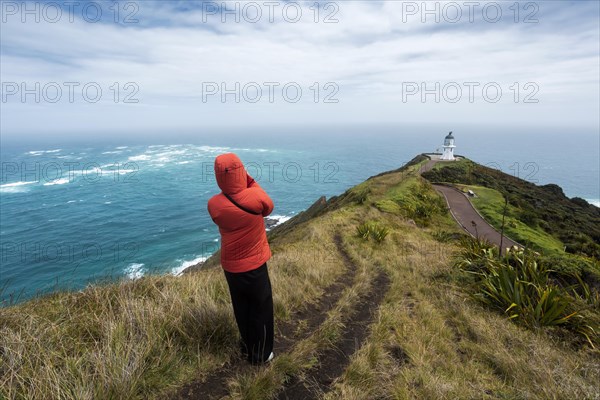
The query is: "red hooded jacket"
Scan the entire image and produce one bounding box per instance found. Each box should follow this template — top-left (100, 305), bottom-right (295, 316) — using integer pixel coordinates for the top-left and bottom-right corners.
top-left (207, 153), bottom-right (274, 273)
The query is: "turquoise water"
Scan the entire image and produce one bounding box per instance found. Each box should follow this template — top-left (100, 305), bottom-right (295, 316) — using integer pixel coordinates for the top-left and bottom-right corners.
top-left (1, 128), bottom-right (598, 304)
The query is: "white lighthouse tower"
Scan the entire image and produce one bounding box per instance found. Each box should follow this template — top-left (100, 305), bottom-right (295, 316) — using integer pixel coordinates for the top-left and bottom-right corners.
top-left (441, 131), bottom-right (456, 161)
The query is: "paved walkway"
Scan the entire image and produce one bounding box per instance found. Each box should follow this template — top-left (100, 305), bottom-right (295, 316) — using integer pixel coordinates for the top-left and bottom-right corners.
top-left (420, 159), bottom-right (438, 174)
top-left (420, 157), bottom-right (520, 250)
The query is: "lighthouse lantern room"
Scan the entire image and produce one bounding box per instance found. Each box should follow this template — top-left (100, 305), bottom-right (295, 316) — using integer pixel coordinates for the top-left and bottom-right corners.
top-left (441, 131), bottom-right (456, 161)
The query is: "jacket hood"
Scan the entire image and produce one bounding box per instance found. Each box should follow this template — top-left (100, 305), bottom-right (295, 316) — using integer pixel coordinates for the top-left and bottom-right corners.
top-left (214, 153), bottom-right (247, 195)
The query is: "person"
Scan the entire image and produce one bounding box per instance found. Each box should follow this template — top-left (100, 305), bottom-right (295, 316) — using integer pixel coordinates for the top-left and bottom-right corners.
top-left (207, 153), bottom-right (275, 365)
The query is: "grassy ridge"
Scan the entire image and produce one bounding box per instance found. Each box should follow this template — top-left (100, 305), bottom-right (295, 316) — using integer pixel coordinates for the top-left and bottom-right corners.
top-left (1, 155), bottom-right (599, 399)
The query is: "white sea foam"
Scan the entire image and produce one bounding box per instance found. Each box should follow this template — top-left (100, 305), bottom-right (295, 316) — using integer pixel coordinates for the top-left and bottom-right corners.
top-left (139, 149), bottom-right (191, 166)
top-left (67, 200), bottom-right (77, 204)
top-left (104, 201), bottom-right (112, 204)
top-left (87, 167), bottom-right (103, 176)
top-left (171, 256), bottom-right (207, 276)
top-left (1, 181), bottom-right (37, 188)
top-left (266, 215), bottom-right (293, 231)
top-left (102, 151), bottom-right (122, 154)
top-left (100, 164), bottom-right (135, 176)
top-left (198, 145), bottom-right (231, 153)
top-left (155, 150), bottom-right (188, 157)
top-left (177, 161), bottom-right (192, 165)
top-left (43, 178), bottom-right (70, 186)
top-left (270, 215), bottom-right (292, 224)
top-left (124, 263), bottom-right (145, 280)
top-left (129, 154), bottom-right (151, 161)
top-left (27, 149), bottom-right (61, 155)
top-left (0, 186), bottom-right (29, 194)
top-left (117, 169), bottom-right (137, 175)
top-left (116, 146), bottom-right (128, 149)
top-left (0, 181), bottom-right (37, 193)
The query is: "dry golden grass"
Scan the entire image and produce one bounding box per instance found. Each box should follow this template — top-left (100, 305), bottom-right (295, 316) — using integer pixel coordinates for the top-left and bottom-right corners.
top-left (324, 199), bottom-right (600, 400)
top-left (0, 216), bottom-right (345, 400)
top-left (2, 160), bottom-right (599, 400)
top-left (227, 215), bottom-right (379, 400)
top-left (0, 270), bottom-right (235, 399)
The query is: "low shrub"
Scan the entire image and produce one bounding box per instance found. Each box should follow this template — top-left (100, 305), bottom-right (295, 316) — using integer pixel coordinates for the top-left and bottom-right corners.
top-left (356, 223), bottom-right (371, 240)
top-left (392, 181), bottom-right (447, 226)
top-left (371, 225), bottom-right (390, 243)
top-left (455, 238), bottom-right (599, 347)
top-left (356, 222), bottom-right (390, 244)
top-left (432, 229), bottom-right (464, 243)
top-left (453, 237), bottom-right (497, 272)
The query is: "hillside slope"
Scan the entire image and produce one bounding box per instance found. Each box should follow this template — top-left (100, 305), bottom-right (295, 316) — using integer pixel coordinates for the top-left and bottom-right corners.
top-left (422, 157), bottom-right (600, 258)
top-left (1, 156), bottom-right (599, 400)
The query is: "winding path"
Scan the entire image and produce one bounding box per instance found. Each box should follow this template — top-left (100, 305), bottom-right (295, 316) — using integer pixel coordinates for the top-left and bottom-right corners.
top-left (277, 235), bottom-right (390, 400)
top-left (173, 234), bottom-right (372, 400)
top-left (420, 158), bottom-right (520, 250)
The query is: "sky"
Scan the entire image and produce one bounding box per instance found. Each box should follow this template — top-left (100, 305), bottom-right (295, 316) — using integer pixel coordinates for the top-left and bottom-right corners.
top-left (1, 0), bottom-right (599, 141)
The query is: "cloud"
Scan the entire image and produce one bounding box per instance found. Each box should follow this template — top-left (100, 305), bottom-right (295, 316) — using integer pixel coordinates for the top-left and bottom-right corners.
top-left (1, 0), bottom-right (598, 139)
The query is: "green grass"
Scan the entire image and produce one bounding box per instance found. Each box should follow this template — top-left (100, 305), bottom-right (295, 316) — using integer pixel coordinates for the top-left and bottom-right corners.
top-left (422, 158), bottom-right (600, 259)
top-left (458, 184), bottom-right (565, 253)
top-left (430, 157), bottom-right (470, 171)
top-left (374, 176), bottom-right (452, 228)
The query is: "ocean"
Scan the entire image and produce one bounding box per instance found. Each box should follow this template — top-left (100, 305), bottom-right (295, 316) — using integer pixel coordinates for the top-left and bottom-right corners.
top-left (1, 127), bottom-right (598, 304)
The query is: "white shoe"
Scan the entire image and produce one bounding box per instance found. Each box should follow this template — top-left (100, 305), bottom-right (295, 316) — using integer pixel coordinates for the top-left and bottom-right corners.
top-left (266, 352), bottom-right (274, 362)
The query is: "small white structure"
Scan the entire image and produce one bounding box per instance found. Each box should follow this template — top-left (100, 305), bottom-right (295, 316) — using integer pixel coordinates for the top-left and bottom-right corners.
top-left (441, 131), bottom-right (456, 160)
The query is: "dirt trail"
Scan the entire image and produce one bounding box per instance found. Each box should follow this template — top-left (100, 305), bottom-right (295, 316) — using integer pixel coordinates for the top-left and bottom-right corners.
top-left (276, 238), bottom-right (391, 400)
top-left (173, 234), bottom-right (359, 400)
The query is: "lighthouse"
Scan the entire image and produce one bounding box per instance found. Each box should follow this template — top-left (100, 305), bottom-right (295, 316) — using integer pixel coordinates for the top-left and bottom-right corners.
top-left (441, 131), bottom-right (456, 161)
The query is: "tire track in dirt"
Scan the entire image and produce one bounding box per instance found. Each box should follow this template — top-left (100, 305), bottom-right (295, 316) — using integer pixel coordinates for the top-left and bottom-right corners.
top-left (172, 234), bottom-right (358, 400)
top-left (276, 239), bottom-right (391, 400)
top-left (274, 234), bottom-right (358, 355)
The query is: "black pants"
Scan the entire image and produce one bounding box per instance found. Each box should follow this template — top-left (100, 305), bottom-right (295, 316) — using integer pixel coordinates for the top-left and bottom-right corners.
top-left (224, 262), bottom-right (274, 364)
